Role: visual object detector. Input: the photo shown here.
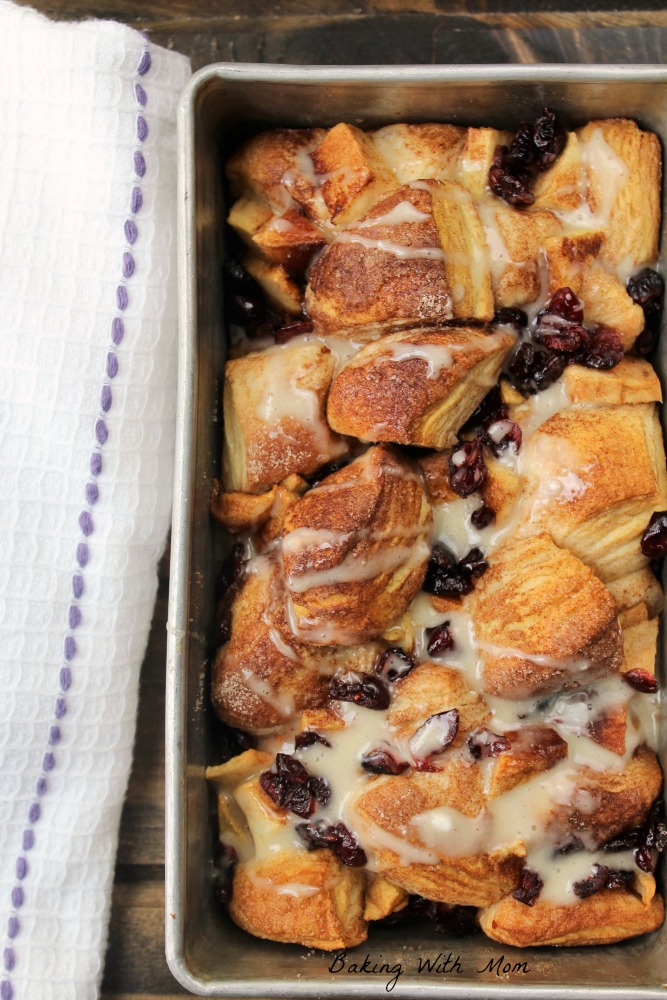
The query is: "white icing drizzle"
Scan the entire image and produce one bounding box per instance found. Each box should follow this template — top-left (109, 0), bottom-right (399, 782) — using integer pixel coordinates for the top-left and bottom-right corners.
top-left (336, 231), bottom-right (445, 260)
top-left (355, 200), bottom-right (432, 228)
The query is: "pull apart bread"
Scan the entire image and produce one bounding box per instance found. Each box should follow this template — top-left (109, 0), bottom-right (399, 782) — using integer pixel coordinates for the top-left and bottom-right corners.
top-left (209, 112), bottom-right (667, 951)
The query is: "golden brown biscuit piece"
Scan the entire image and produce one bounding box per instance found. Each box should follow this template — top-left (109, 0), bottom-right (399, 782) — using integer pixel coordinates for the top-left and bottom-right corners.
top-left (552, 746), bottom-right (662, 846)
top-left (371, 123), bottom-right (467, 183)
top-left (519, 404), bottom-right (667, 582)
top-left (607, 567), bottom-right (664, 620)
top-left (326, 326), bottom-right (514, 449)
top-left (431, 180), bottom-right (494, 321)
top-left (305, 184), bottom-right (455, 336)
top-left (222, 338), bottom-right (347, 494)
top-left (577, 118), bottom-right (661, 268)
top-left (531, 131), bottom-right (583, 213)
top-left (353, 766), bottom-right (525, 906)
top-left (487, 726), bottom-right (568, 799)
top-left (622, 618), bottom-right (658, 678)
top-left (363, 877), bottom-right (409, 921)
top-left (311, 123), bottom-right (398, 226)
top-left (387, 663), bottom-right (491, 749)
top-left (485, 204), bottom-right (562, 308)
top-left (469, 534), bottom-right (623, 698)
top-left (480, 890), bottom-right (665, 947)
top-left (282, 446), bottom-right (432, 645)
top-left (226, 127), bottom-right (329, 222)
top-left (243, 254), bottom-right (303, 315)
top-left (229, 202), bottom-right (327, 273)
top-left (562, 358), bottom-right (662, 406)
top-left (230, 851), bottom-right (368, 950)
top-left (211, 555), bottom-right (333, 731)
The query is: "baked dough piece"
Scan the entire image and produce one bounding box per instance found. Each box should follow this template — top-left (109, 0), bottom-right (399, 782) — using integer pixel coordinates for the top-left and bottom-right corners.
top-left (226, 127), bottom-right (330, 223)
top-left (222, 338), bottom-right (347, 494)
top-left (305, 181), bottom-right (493, 336)
top-left (353, 765), bottom-right (525, 906)
top-left (228, 199), bottom-right (327, 273)
top-left (281, 446), bottom-right (432, 645)
top-left (311, 123), bottom-right (398, 226)
top-left (562, 358), bottom-right (662, 406)
top-left (550, 746), bottom-right (662, 846)
top-left (231, 851), bottom-right (368, 950)
top-left (468, 534), bottom-right (623, 698)
top-left (518, 404), bottom-right (667, 582)
top-left (578, 118), bottom-right (661, 268)
top-left (387, 663), bottom-right (491, 749)
top-left (486, 726), bottom-right (568, 799)
top-left (211, 555), bottom-right (332, 731)
top-left (326, 326), bottom-right (515, 449)
top-left (485, 204), bottom-right (562, 308)
top-left (371, 123), bottom-right (467, 184)
top-left (479, 890), bottom-right (665, 947)
top-left (531, 131), bottom-right (584, 214)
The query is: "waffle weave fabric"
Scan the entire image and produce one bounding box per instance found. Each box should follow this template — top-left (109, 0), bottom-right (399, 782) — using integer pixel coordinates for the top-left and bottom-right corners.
top-left (0, 4), bottom-right (190, 996)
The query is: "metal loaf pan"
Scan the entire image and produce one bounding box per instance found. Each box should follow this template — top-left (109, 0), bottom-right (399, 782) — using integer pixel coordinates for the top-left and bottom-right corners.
top-left (167, 64), bottom-right (667, 998)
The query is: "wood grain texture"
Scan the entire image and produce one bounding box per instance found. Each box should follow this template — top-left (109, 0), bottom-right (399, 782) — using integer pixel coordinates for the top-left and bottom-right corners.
top-left (12, 0), bottom-right (648, 995)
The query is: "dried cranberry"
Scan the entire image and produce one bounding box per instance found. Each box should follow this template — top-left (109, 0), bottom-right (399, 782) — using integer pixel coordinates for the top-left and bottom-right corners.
top-left (295, 731), bottom-right (331, 750)
top-left (494, 308), bottom-right (528, 333)
top-left (601, 830), bottom-right (642, 853)
top-left (532, 108), bottom-right (566, 171)
top-left (375, 646), bottom-right (415, 683)
top-left (361, 748), bottom-right (409, 775)
top-left (409, 709), bottom-right (460, 766)
top-left (572, 863), bottom-right (633, 899)
top-left (582, 325), bottom-right (624, 370)
top-left (488, 109), bottom-right (565, 207)
top-left (644, 799), bottom-right (667, 852)
top-left (259, 754), bottom-right (329, 818)
top-left (467, 729), bottom-right (510, 760)
top-left (635, 325), bottom-right (659, 356)
top-left (296, 820), bottom-right (367, 867)
top-left (509, 342), bottom-right (566, 395)
top-left (641, 511), bottom-right (667, 558)
top-left (426, 622), bottom-right (455, 657)
top-left (634, 845), bottom-right (654, 873)
top-left (460, 547), bottom-right (488, 579)
top-left (309, 776), bottom-right (331, 806)
top-left (534, 320), bottom-right (588, 353)
top-left (531, 349), bottom-right (567, 390)
top-left (449, 437), bottom-right (486, 497)
top-left (423, 544), bottom-right (487, 599)
top-left (512, 867), bottom-right (543, 906)
top-left (545, 286), bottom-right (584, 323)
top-left (628, 268), bottom-right (664, 321)
top-left (556, 836), bottom-right (585, 856)
top-left (274, 319), bottom-right (314, 344)
top-left (622, 668), bottom-right (659, 694)
top-left (489, 147), bottom-right (535, 207)
top-left (329, 671), bottom-right (391, 710)
top-left (471, 504), bottom-right (496, 529)
top-left (423, 547), bottom-right (473, 599)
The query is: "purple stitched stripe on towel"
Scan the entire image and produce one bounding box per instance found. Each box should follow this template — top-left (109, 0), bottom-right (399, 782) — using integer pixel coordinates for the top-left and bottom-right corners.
top-left (1, 44), bottom-right (153, 999)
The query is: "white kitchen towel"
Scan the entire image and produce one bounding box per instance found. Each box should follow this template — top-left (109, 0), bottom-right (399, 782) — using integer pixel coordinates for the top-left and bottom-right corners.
top-left (0, 4), bottom-right (190, 997)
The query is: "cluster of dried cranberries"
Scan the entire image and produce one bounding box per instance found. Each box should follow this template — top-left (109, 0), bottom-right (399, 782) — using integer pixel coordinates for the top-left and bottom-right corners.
top-left (488, 108), bottom-right (566, 207)
top-left (602, 797), bottom-right (667, 873)
top-left (296, 819), bottom-right (367, 867)
top-left (223, 258), bottom-right (310, 343)
top-left (509, 286), bottom-right (624, 395)
top-left (628, 268), bottom-right (665, 355)
top-left (423, 544), bottom-right (488, 599)
top-left (449, 386), bottom-right (521, 500)
top-left (259, 753), bottom-right (330, 818)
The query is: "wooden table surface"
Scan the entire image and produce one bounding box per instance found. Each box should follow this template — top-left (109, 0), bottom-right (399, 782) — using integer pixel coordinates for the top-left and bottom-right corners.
top-left (18, 1), bottom-right (666, 996)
